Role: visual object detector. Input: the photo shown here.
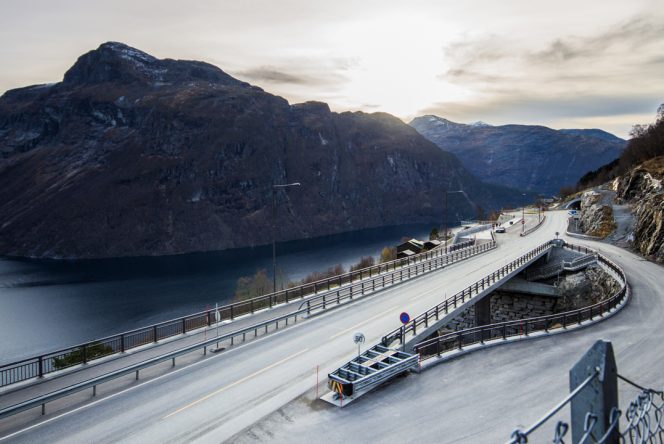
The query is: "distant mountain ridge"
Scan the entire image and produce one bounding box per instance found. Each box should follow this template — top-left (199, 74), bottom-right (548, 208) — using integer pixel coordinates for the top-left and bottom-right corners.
top-left (410, 115), bottom-right (626, 196)
top-left (0, 43), bottom-right (527, 259)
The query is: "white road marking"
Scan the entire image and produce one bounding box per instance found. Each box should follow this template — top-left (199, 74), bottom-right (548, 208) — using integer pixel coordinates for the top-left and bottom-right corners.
top-left (162, 347), bottom-right (310, 419)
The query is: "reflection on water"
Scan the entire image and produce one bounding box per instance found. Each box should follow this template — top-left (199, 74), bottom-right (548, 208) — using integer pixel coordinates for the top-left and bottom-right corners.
top-left (0, 224), bottom-right (438, 363)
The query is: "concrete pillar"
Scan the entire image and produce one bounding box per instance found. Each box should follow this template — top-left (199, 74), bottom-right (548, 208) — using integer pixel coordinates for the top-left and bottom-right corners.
top-left (475, 295), bottom-right (491, 326)
top-left (475, 296), bottom-right (492, 342)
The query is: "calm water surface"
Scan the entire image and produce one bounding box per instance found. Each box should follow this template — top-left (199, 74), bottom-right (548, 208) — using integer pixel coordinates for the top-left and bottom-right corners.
top-left (0, 224), bottom-right (438, 363)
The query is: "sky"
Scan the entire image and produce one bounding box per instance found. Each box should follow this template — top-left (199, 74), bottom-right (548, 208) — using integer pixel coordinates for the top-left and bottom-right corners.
top-left (1, 0), bottom-right (662, 138)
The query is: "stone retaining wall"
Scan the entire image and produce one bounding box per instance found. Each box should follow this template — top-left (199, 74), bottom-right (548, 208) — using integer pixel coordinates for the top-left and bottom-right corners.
top-left (438, 266), bottom-right (617, 335)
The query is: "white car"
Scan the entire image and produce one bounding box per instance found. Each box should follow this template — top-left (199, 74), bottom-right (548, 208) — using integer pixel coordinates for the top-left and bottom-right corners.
top-left (495, 227), bottom-right (506, 233)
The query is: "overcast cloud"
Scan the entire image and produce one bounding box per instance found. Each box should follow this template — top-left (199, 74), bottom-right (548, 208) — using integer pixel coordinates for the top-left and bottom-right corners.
top-left (0, 0), bottom-right (662, 137)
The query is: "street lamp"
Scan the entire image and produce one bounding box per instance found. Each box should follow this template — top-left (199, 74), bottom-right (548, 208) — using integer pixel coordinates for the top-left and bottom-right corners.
top-left (521, 193), bottom-right (527, 234)
top-left (272, 182), bottom-right (301, 293)
top-left (444, 190), bottom-right (466, 253)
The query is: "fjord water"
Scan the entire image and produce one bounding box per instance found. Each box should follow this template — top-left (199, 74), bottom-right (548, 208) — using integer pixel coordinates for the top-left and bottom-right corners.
top-left (0, 224), bottom-right (433, 364)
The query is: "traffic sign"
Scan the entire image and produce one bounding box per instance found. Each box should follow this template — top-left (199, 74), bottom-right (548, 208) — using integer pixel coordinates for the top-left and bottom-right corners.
top-left (353, 332), bottom-right (365, 344)
top-left (400, 312), bottom-right (410, 324)
top-left (521, 219), bottom-right (525, 224)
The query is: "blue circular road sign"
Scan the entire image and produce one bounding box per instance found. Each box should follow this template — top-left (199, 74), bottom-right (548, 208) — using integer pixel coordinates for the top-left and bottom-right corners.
top-left (400, 312), bottom-right (410, 324)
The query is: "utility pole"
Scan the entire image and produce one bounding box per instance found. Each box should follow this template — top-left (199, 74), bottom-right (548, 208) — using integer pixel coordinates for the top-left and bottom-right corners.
top-left (272, 182), bottom-right (301, 293)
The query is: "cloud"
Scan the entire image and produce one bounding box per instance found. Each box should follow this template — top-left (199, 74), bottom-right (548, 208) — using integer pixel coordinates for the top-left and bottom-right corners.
top-left (431, 12), bottom-right (664, 136)
top-left (237, 67), bottom-right (311, 85)
top-left (531, 15), bottom-right (664, 64)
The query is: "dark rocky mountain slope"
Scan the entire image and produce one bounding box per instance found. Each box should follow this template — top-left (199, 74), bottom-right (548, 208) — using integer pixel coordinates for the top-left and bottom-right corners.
top-left (0, 42), bottom-right (526, 259)
top-left (410, 115), bottom-right (626, 196)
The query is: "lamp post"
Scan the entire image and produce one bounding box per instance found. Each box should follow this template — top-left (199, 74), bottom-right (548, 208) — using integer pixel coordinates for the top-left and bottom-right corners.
top-left (272, 182), bottom-right (301, 293)
top-left (444, 190), bottom-right (465, 253)
top-left (521, 193), bottom-right (527, 235)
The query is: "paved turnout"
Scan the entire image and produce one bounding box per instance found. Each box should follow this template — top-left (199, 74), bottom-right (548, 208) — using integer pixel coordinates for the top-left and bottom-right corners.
top-left (0, 211), bottom-right (623, 443)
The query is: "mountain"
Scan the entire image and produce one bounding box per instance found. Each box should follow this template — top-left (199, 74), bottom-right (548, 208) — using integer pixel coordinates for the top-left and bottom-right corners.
top-left (410, 115), bottom-right (626, 196)
top-left (0, 42), bottom-right (526, 259)
top-left (559, 129), bottom-right (625, 143)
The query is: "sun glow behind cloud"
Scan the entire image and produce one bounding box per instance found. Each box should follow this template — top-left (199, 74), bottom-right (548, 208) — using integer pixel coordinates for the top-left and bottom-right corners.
top-left (0, 0), bottom-right (662, 137)
top-left (328, 14), bottom-right (471, 117)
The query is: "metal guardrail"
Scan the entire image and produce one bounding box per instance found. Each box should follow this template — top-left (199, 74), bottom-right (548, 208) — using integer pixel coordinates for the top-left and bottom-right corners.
top-left (381, 240), bottom-right (554, 348)
top-left (566, 217), bottom-right (604, 241)
top-left (413, 243), bottom-right (628, 363)
top-left (520, 215), bottom-right (547, 237)
top-left (0, 239), bottom-right (498, 417)
top-left (526, 252), bottom-right (598, 281)
top-left (299, 240), bottom-right (496, 315)
top-left (0, 238), bottom-right (479, 388)
top-left (0, 305), bottom-right (309, 420)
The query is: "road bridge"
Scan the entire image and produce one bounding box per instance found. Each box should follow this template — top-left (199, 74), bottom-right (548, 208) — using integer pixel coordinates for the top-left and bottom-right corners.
top-left (232, 218), bottom-right (661, 444)
top-left (0, 211), bottom-right (603, 443)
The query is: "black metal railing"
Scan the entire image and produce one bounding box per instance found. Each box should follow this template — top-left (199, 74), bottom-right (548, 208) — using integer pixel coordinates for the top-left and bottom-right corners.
top-left (381, 240), bottom-right (555, 348)
top-left (0, 304), bottom-right (309, 420)
top-left (299, 240), bottom-right (497, 315)
top-left (520, 215), bottom-right (547, 237)
top-left (0, 237), bottom-right (488, 388)
top-left (413, 243), bottom-right (628, 362)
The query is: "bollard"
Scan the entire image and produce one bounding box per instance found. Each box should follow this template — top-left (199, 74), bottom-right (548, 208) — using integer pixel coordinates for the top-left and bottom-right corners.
top-left (569, 340), bottom-right (619, 444)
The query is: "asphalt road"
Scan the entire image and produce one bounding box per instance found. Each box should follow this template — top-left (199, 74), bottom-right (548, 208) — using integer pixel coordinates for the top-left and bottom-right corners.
top-left (0, 212), bottom-right (585, 443)
top-left (233, 215), bottom-right (663, 443)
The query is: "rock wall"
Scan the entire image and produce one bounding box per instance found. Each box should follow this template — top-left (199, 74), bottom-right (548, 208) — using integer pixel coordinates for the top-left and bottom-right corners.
top-left (438, 266), bottom-right (618, 335)
top-left (557, 265), bottom-right (621, 310)
top-left (490, 292), bottom-right (556, 322)
top-left (579, 191), bottom-right (615, 237)
top-left (616, 157), bottom-right (664, 262)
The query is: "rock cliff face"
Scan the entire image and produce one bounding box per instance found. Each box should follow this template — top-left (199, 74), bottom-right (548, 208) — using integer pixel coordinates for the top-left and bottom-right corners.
top-left (410, 115), bottom-right (626, 196)
top-left (0, 42), bottom-right (526, 259)
top-left (616, 157), bottom-right (664, 262)
top-left (557, 266), bottom-right (620, 310)
top-left (578, 191), bottom-right (615, 238)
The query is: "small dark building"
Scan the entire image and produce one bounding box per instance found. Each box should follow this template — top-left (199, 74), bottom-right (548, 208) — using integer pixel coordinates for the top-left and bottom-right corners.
top-left (423, 239), bottom-right (441, 250)
top-left (397, 239), bottom-right (424, 258)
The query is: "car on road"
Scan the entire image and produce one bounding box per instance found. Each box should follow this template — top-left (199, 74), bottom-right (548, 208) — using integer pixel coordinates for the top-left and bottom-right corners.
top-left (495, 227), bottom-right (506, 233)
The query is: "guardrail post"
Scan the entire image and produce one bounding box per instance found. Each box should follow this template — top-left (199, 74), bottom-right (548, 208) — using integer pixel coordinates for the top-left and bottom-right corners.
top-left (569, 340), bottom-right (619, 444)
top-left (251, 299), bottom-right (255, 314)
top-left (82, 345), bottom-right (87, 364)
top-left (121, 335), bottom-right (125, 353)
top-left (38, 356), bottom-right (44, 378)
top-left (182, 318), bottom-right (186, 334)
top-left (153, 325), bottom-right (158, 342)
top-left (230, 305), bottom-right (234, 320)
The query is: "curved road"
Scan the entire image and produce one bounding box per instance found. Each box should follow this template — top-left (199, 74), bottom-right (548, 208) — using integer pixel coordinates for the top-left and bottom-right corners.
top-left (234, 214), bottom-right (663, 443)
top-left (3, 211), bottom-right (655, 443)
